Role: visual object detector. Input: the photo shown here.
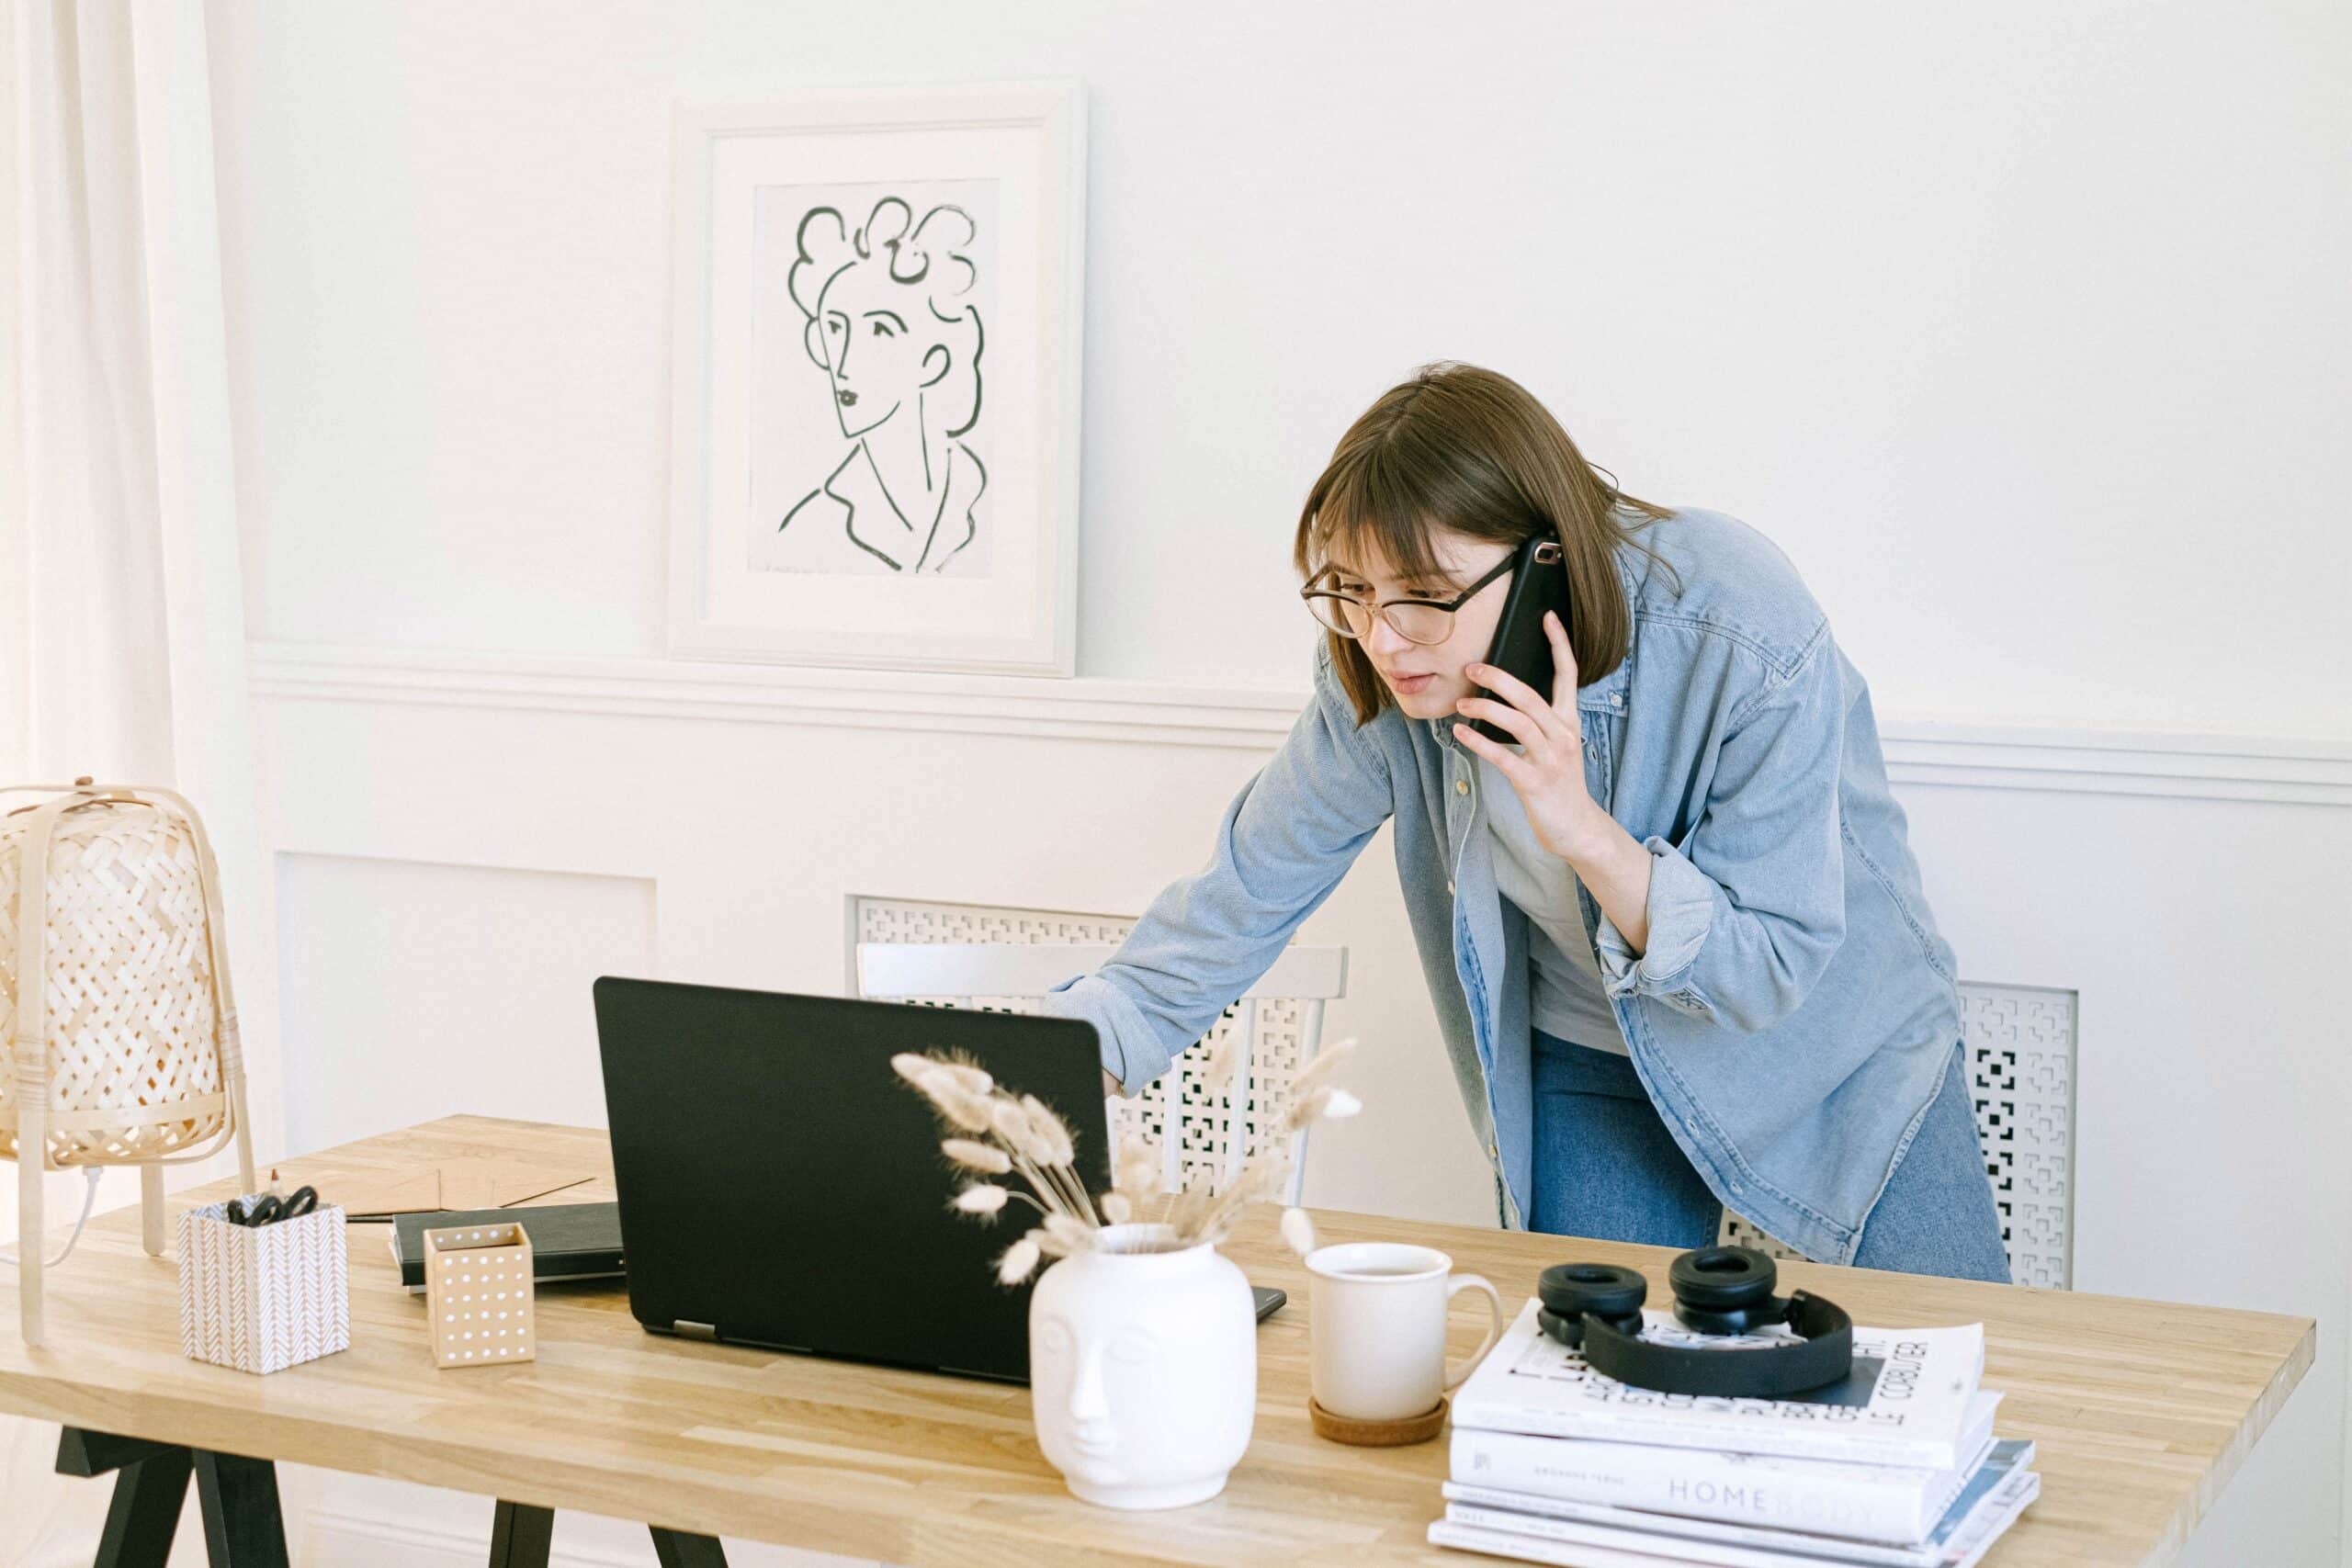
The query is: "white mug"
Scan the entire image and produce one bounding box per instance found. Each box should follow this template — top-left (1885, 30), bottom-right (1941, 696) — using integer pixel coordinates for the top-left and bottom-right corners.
top-left (1305, 1241), bottom-right (1505, 1421)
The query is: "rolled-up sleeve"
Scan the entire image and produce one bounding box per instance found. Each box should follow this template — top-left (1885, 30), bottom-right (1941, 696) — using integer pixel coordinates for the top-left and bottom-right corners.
top-left (1593, 621), bottom-right (1848, 1033)
top-left (1039, 645), bottom-right (1396, 1095)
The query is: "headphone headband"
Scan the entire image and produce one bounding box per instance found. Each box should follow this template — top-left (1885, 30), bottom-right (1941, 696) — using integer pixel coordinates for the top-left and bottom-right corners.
top-left (1537, 1246), bottom-right (1854, 1399)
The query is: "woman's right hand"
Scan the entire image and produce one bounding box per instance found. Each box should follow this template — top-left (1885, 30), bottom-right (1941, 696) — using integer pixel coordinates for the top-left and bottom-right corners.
top-left (1102, 1067), bottom-right (1123, 1100)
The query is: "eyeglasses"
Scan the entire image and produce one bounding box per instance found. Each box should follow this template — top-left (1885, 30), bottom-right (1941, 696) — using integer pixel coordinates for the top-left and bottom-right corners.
top-left (1299, 548), bottom-right (1523, 646)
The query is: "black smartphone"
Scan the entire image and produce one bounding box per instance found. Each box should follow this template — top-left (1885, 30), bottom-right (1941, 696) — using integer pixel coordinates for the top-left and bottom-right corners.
top-left (1468, 535), bottom-right (1574, 743)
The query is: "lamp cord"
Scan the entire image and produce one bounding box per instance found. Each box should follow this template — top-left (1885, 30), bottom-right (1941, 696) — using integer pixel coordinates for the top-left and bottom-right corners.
top-left (0, 1167), bottom-right (107, 1269)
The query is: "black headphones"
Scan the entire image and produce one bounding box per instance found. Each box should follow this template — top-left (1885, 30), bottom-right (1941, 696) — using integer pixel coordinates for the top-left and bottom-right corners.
top-left (1536, 1246), bottom-right (1853, 1399)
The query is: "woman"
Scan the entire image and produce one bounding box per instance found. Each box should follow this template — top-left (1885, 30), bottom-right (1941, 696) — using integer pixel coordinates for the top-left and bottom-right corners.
top-left (1043, 362), bottom-right (2008, 1280)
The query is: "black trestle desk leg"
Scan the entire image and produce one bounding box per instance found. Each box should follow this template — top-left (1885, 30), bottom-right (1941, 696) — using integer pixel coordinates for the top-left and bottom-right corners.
top-left (54, 1428), bottom-right (196, 1568)
top-left (489, 1501), bottom-right (556, 1568)
top-left (191, 1449), bottom-right (290, 1567)
top-left (649, 1527), bottom-right (730, 1567)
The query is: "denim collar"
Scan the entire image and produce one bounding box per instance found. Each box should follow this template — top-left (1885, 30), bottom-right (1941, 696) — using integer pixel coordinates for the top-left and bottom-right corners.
top-left (1575, 533), bottom-right (1657, 715)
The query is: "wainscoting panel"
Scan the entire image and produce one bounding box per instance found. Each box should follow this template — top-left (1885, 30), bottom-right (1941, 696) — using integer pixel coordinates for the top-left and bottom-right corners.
top-left (274, 853), bottom-right (656, 1154)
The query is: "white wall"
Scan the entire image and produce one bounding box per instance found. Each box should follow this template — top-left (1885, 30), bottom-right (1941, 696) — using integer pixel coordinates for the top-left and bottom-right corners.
top-left (198, 3), bottom-right (2351, 1565)
top-left (210, 0), bottom-right (2350, 734)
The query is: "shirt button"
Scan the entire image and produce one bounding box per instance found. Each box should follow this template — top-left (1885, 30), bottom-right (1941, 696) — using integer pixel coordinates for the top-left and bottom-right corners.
top-left (1447, 880), bottom-right (1455, 895)
top-left (1487, 1142), bottom-right (1500, 1158)
top-left (1456, 778), bottom-right (1469, 795)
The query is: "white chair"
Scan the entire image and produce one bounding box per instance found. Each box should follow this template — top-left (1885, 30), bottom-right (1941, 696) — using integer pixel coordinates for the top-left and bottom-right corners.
top-left (854, 941), bottom-right (1348, 1208)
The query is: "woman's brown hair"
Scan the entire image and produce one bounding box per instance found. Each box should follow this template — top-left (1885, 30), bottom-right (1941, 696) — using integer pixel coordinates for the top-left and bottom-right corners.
top-left (1292, 362), bottom-right (1675, 726)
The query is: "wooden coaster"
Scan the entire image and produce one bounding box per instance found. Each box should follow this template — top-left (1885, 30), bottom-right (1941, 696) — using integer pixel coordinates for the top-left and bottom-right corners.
top-left (1308, 1393), bottom-right (1448, 1447)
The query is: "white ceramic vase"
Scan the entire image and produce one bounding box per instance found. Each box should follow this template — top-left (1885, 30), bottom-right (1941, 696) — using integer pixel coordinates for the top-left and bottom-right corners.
top-left (1027, 1222), bottom-right (1257, 1509)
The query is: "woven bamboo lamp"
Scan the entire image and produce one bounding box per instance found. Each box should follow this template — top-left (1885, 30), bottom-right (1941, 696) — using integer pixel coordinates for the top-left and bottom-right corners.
top-left (2, 778), bottom-right (258, 1346)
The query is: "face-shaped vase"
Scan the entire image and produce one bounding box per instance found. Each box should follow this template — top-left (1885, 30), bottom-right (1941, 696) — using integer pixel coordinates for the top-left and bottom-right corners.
top-left (1027, 1223), bottom-right (1258, 1509)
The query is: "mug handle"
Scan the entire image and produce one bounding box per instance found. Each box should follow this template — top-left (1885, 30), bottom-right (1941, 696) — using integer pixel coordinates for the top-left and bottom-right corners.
top-left (1442, 1273), bottom-right (1506, 1391)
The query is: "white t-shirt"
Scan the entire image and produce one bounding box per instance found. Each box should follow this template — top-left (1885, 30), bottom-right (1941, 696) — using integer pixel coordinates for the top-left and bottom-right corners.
top-left (1474, 752), bottom-right (1631, 1055)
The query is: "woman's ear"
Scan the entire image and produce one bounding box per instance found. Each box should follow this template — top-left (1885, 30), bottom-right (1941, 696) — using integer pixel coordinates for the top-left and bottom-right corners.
top-left (804, 316), bottom-right (832, 371)
top-left (921, 343), bottom-right (952, 389)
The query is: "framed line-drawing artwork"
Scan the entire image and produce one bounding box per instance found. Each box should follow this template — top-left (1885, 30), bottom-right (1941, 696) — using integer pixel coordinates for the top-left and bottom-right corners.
top-left (666, 81), bottom-right (1085, 674)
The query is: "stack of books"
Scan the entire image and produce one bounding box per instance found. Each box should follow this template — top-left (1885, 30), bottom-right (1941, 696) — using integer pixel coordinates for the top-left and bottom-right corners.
top-left (1430, 1299), bottom-right (2039, 1567)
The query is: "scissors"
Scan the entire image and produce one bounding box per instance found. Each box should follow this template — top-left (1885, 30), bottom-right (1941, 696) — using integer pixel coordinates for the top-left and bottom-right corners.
top-left (225, 1185), bottom-right (320, 1227)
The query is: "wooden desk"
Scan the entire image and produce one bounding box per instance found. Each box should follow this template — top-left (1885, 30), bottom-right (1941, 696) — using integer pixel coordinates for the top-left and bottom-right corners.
top-left (0, 1115), bottom-right (2314, 1567)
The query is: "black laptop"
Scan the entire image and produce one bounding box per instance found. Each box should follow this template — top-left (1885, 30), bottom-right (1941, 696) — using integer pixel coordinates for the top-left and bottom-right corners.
top-left (591, 976), bottom-right (1282, 1384)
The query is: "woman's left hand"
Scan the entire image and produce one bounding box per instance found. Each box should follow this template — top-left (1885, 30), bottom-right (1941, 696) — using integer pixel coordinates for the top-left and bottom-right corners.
top-left (1453, 610), bottom-right (1605, 862)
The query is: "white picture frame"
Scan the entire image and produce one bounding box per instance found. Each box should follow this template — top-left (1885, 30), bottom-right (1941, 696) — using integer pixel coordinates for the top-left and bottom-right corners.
top-left (665, 81), bottom-right (1085, 675)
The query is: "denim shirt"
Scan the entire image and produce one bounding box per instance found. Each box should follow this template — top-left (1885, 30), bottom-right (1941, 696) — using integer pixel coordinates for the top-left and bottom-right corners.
top-left (1041, 508), bottom-right (1963, 1265)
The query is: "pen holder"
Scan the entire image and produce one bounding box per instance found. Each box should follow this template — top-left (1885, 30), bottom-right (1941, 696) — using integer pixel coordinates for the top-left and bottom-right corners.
top-left (424, 1221), bottom-right (536, 1368)
top-left (175, 1195), bottom-right (350, 1375)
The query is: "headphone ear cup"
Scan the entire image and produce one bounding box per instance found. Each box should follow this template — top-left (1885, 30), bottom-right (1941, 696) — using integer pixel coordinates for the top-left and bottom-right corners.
top-left (1537, 1262), bottom-right (1647, 1322)
top-left (1668, 1245), bottom-right (1785, 1336)
top-left (1668, 1246), bottom-right (1777, 1311)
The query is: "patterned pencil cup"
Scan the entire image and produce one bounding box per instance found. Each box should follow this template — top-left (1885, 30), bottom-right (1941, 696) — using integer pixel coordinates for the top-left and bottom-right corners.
top-left (176, 1198), bottom-right (350, 1375)
top-left (425, 1223), bottom-right (536, 1368)
top-left (3, 779), bottom-right (261, 1347)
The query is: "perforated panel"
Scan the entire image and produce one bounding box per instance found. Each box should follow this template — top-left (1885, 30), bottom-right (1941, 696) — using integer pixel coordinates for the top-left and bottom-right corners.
top-left (851, 897), bottom-right (1320, 1200)
top-left (1721, 983), bottom-right (2076, 1287)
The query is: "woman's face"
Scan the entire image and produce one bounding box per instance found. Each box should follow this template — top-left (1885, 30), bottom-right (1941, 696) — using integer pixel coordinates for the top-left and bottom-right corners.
top-left (813, 265), bottom-right (927, 439)
top-left (1321, 530), bottom-right (1516, 722)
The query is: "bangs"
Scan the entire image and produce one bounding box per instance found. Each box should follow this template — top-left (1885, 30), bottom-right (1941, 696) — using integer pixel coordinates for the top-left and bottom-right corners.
top-left (1295, 452), bottom-right (1451, 590)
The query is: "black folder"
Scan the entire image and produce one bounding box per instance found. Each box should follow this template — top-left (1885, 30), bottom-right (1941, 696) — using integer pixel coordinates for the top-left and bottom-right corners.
top-left (390, 1202), bottom-right (626, 1293)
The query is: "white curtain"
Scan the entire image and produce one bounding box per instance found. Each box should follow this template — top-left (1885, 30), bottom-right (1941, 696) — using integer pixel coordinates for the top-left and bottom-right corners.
top-left (3, 3), bottom-right (281, 1562)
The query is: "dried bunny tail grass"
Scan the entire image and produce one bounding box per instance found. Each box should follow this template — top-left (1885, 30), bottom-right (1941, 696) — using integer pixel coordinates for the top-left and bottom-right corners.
top-left (942, 1138), bottom-right (1012, 1175)
top-left (956, 1093), bottom-right (1091, 1224)
top-left (996, 1237), bottom-right (1042, 1284)
top-left (1200, 1034), bottom-right (1242, 1095)
top-left (953, 1183), bottom-right (1011, 1216)
top-left (1041, 1213), bottom-right (1096, 1254)
top-left (1279, 1206), bottom-right (1318, 1258)
top-left (1098, 1190), bottom-right (1132, 1225)
top-left (933, 1083), bottom-right (999, 1134)
top-left (933, 1048), bottom-right (995, 1099)
top-left (899, 1064), bottom-right (996, 1134)
top-left (1291, 1036), bottom-right (1358, 1099)
top-left (1114, 1134), bottom-right (1162, 1198)
top-left (1020, 1094), bottom-right (1078, 1168)
top-left (1193, 1161), bottom-right (1283, 1247)
top-left (1162, 1173), bottom-right (1217, 1246)
top-left (1281, 1085), bottom-right (1362, 1137)
top-left (989, 1098), bottom-right (1057, 1165)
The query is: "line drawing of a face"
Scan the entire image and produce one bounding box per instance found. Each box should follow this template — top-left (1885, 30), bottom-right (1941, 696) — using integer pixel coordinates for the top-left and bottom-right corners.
top-left (771, 195), bottom-right (990, 575)
top-left (811, 253), bottom-right (922, 439)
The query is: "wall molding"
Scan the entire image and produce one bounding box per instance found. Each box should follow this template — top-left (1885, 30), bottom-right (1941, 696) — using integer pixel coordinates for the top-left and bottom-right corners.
top-left (249, 642), bottom-right (2352, 807)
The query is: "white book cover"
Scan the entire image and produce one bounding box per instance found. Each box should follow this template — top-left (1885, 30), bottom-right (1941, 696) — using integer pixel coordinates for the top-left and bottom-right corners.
top-left (1430, 1465), bottom-right (2038, 1568)
top-left (1443, 1439), bottom-right (2038, 1568)
top-left (1448, 1396), bottom-right (1999, 1545)
top-left (1451, 1300), bottom-right (1986, 1471)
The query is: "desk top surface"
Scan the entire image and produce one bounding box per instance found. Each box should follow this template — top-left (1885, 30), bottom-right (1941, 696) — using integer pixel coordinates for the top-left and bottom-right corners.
top-left (0, 1116), bottom-right (2313, 1568)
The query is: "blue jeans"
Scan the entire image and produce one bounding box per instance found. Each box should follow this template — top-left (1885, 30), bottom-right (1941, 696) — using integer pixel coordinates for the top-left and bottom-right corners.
top-left (1527, 1030), bottom-right (2012, 1282)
